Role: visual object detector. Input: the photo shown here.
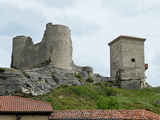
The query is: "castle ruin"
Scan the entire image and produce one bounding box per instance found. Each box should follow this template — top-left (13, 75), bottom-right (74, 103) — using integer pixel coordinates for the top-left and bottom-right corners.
top-left (11, 23), bottom-right (73, 70)
top-left (108, 35), bottom-right (148, 89)
top-left (11, 23), bottom-right (148, 90)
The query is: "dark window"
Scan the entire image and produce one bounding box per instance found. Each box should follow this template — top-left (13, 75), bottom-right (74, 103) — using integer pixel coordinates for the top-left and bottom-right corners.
top-left (131, 58), bottom-right (135, 62)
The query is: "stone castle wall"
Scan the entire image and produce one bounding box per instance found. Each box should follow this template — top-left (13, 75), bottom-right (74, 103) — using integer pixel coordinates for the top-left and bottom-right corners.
top-left (120, 38), bottom-right (145, 80)
top-left (11, 23), bottom-right (73, 70)
top-left (108, 36), bottom-right (146, 89)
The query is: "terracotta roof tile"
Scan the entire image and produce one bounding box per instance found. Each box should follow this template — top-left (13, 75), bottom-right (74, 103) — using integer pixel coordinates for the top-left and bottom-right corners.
top-left (51, 110), bottom-right (160, 120)
top-left (0, 96), bottom-right (53, 112)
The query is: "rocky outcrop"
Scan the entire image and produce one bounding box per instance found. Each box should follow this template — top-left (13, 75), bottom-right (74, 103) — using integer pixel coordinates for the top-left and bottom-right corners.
top-left (0, 22), bottom-right (110, 96)
top-left (1, 23), bottom-right (150, 96)
top-left (0, 66), bottom-right (109, 96)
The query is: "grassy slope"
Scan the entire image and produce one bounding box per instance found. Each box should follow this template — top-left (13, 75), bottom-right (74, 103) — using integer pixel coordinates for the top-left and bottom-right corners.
top-left (31, 82), bottom-right (160, 114)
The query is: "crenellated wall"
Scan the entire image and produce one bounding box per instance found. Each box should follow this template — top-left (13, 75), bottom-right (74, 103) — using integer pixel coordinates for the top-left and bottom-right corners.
top-left (11, 23), bottom-right (73, 70)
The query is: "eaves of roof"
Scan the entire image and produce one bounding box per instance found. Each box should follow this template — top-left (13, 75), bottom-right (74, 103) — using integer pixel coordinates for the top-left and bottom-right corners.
top-left (0, 96), bottom-right (53, 114)
top-left (51, 109), bottom-right (160, 120)
top-left (108, 35), bottom-right (146, 46)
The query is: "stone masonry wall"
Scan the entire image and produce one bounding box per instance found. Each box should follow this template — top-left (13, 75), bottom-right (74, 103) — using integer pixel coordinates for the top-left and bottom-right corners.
top-left (11, 23), bottom-right (73, 70)
top-left (108, 36), bottom-right (146, 89)
top-left (109, 39), bottom-right (122, 78)
top-left (121, 38), bottom-right (145, 80)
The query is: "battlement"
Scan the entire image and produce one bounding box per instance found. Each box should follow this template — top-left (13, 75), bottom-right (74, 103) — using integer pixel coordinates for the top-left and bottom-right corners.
top-left (11, 23), bottom-right (73, 70)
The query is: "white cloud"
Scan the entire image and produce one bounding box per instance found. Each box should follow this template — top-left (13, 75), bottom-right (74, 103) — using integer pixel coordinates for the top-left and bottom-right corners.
top-left (66, 0), bottom-right (111, 27)
top-left (0, 0), bottom-right (160, 86)
top-left (0, 48), bottom-right (11, 68)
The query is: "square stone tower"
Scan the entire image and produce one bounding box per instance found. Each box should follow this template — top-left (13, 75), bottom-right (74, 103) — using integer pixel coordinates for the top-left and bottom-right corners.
top-left (108, 35), bottom-right (147, 89)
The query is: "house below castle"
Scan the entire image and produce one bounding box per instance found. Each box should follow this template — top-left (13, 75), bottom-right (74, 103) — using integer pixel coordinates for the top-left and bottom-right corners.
top-left (1, 96), bottom-right (159, 120)
top-left (0, 96), bottom-right (53, 120)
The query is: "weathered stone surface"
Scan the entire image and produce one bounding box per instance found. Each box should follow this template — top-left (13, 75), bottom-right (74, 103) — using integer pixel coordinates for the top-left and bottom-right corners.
top-left (0, 65), bottom-right (109, 96)
top-left (121, 80), bottom-right (141, 89)
top-left (0, 69), bottom-right (22, 95)
top-left (2, 23), bottom-right (149, 95)
top-left (108, 36), bottom-right (147, 89)
top-left (11, 23), bottom-right (73, 70)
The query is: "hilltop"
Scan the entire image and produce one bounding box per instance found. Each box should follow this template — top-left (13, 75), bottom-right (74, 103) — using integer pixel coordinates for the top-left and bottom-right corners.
top-left (31, 82), bottom-right (160, 114)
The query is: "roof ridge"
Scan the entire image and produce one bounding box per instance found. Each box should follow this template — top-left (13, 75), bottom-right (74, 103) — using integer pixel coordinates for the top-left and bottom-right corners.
top-left (52, 109), bottom-right (160, 119)
top-left (0, 97), bottom-right (1, 111)
top-left (108, 35), bottom-right (146, 46)
top-left (0, 96), bottom-right (51, 104)
top-left (0, 96), bottom-right (53, 112)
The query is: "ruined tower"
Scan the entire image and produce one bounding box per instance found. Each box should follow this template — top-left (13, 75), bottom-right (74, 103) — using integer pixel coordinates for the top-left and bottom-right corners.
top-left (108, 35), bottom-right (147, 89)
top-left (11, 23), bottom-right (73, 70)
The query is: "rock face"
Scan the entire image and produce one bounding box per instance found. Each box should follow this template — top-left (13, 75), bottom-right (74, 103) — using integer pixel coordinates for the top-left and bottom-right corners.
top-left (0, 22), bottom-right (109, 96)
top-left (11, 23), bottom-right (73, 70)
top-left (0, 66), bottom-right (109, 96)
top-left (0, 23), bottom-right (150, 96)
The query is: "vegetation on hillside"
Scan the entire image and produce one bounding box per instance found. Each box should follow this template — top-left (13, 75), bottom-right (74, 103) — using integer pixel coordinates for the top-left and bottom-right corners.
top-left (31, 82), bottom-right (160, 114)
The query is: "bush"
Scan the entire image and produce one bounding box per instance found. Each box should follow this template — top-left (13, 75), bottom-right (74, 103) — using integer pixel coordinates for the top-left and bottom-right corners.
top-left (60, 85), bottom-right (69, 88)
top-left (46, 97), bottom-right (58, 110)
top-left (0, 68), bottom-right (5, 72)
top-left (34, 59), bottom-right (51, 68)
top-left (105, 87), bottom-right (117, 96)
top-left (105, 81), bottom-right (121, 87)
top-left (45, 79), bottom-right (49, 83)
top-left (153, 99), bottom-right (160, 108)
top-left (51, 75), bottom-right (59, 84)
top-left (97, 97), bottom-right (120, 110)
top-left (94, 83), bottom-right (117, 96)
top-left (68, 86), bottom-right (99, 100)
top-left (75, 74), bottom-right (83, 80)
top-left (94, 82), bottom-right (103, 86)
top-left (0, 76), bottom-right (7, 80)
top-left (23, 72), bottom-right (30, 79)
top-left (86, 77), bottom-right (94, 83)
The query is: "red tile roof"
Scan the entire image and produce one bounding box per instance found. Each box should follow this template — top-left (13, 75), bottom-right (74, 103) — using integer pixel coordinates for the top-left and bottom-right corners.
top-left (0, 96), bottom-right (53, 112)
top-left (108, 35), bottom-right (146, 46)
top-left (51, 110), bottom-right (160, 120)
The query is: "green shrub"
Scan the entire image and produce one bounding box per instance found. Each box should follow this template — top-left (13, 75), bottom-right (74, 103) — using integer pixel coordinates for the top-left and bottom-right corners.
top-left (61, 85), bottom-right (69, 88)
top-left (97, 97), bottom-right (120, 110)
top-left (34, 59), bottom-right (51, 68)
top-left (152, 99), bottom-right (160, 108)
top-left (51, 75), bottom-right (59, 84)
top-left (94, 82), bottom-right (103, 86)
top-left (68, 86), bottom-right (99, 100)
top-left (75, 74), bottom-right (83, 80)
top-left (46, 97), bottom-right (58, 110)
top-left (38, 77), bottom-right (42, 80)
top-left (0, 76), bottom-right (7, 80)
top-left (45, 79), bottom-right (49, 84)
top-left (30, 83), bottom-right (160, 114)
top-left (105, 80), bottom-right (121, 87)
top-left (86, 77), bottom-right (94, 83)
top-left (95, 83), bottom-right (117, 96)
top-left (23, 72), bottom-right (30, 79)
top-left (105, 87), bottom-right (117, 96)
top-left (0, 68), bottom-right (5, 72)
top-left (36, 80), bottom-right (42, 82)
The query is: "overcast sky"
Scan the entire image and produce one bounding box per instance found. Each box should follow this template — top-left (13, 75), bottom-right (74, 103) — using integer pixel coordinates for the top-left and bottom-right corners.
top-left (0, 0), bottom-right (160, 87)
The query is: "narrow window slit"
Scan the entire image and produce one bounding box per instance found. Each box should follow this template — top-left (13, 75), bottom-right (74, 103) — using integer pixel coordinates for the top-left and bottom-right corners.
top-left (132, 58), bottom-right (135, 62)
